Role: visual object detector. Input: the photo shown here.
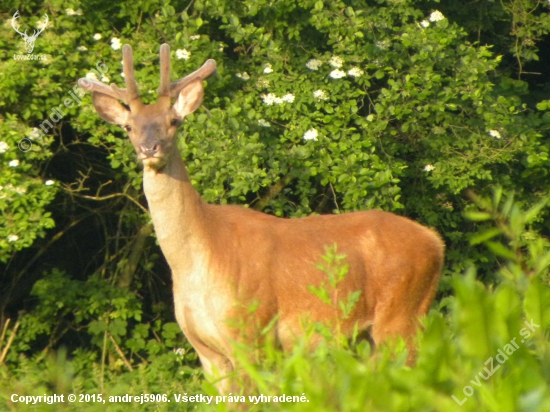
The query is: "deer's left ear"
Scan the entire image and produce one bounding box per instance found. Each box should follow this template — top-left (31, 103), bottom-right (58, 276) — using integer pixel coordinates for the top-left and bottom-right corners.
top-left (172, 81), bottom-right (204, 119)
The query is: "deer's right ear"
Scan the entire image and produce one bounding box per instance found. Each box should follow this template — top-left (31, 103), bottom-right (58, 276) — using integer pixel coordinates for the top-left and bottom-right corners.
top-left (91, 92), bottom-right (129, 125)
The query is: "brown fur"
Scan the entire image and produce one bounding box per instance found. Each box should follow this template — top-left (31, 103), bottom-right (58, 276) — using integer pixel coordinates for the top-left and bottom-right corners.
top-left (79, 44), bottom-right (445, 393)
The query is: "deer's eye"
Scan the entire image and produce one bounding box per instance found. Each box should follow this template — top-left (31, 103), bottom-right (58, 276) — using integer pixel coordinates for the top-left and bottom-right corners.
top-left (170, 119), bottom-right (182, 127)
top-left (123, 125), bottom-right (132, 132)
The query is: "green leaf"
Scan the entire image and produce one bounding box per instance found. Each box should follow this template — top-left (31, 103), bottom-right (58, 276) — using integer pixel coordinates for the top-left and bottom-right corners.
top-left (486, 241), bottom-right (518, 262)
top-left (463, 211), bottom-right (492, 221)
top-left (524, 278), bottom-right (550, 332)
top-left (524, 198), bottom-right (549, 224)
top-left (469, 228), bottom-right (502, 245)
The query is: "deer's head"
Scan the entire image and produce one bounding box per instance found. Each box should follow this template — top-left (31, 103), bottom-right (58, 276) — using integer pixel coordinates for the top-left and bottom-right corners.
top-left (78, 44), bottom-right (216, 171)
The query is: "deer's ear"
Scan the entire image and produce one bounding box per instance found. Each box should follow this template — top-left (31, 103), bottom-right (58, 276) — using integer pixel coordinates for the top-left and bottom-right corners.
top-left (172, 81), bottom-right (204, 119)
top-left (92, 92), bottom-right (129, 125)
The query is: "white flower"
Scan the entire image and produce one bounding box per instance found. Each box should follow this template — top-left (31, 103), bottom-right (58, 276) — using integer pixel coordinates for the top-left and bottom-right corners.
top-left (306, 59), bottom-right (322, 70)
top-left (423, 164), bottom-right (435, 172)
top-left (261, 93), bottom-right (283, 105)
top-left (15, 186), bottom-right (26, 195)
top-left (175, 49), bottom-right (190, 60)
top-left (174, 347), bottom-right (186, 358)
top-left (329, 56), bottom-right (344, 68)
top-left (85, 72), bottom-right (98, 80)
top-left (45, 180), bottom-right (55, 186)
top-left (313, 90), bottom-right (328, 101)
top-left (256, 78), bottom-right (270, 88)
top-left (329, 69), bottom-right (346, 79)
top-left (219, 43), bottom-right (224, 52)
top-left (7, 234), bottom-right (19, 242)
top-left (111, 37), bottom-right (122, 50)
top-left (489, 130), bottom-right (501, 139)
top-left (429, 10), bottom-right (445, 22)
top-left (263, 63), bottom-right (273, 74)
top-left (121, 72), bottom-right (125, 78)
top-left (0, 142), bottom-right (8, 153)
top-left (281, 93), bottom-right (295, 103)
top-left (258, 119), bottom-right (271, 127)
top-left (347, 67), bottom-right (364, 78)
top-left (65, 8), bottom-right (82, 16)
top-left (100, 75), bottom-right (109, 83)
top-left (420, 20), bottom-right (430, 28)
top-left (189, 34), bottom-right (201, 40)
top-left (29, 128), bottom-right (41, 139)
top-left (303, 128), bottom-right (319, 141)
top-left (9, 159), bottom-right (19, 167)
top-left (261, 93), bottom-right (276, 105)
top-left (236, 72), bottom-right (250, 80)
top-left (93, 33), bottom-right (102, 40)
top-left (77, 46), bottom-right (88, 51)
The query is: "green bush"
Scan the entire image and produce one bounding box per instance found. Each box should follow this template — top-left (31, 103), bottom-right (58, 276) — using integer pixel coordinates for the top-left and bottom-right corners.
top-left (2, 0), bottom-right (550, 410)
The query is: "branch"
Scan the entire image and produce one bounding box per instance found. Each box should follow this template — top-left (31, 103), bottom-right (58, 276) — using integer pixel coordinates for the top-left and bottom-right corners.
top-left (70, 192), bottom-right (148, 214)
top-left (182, 0), bottom-right (196, 14)
top-left (108, 332), bottom-right (134, 371)
top-left (0, 318), bottom-right (20, 365)
top-left (0, 319), bottom-right (10, 355)
top-left (252, 175), bottom-right (293, 211)
top-left (117, 223), bottom-right (154, 289)
top-left (330, 183), bottom-right (340, 212)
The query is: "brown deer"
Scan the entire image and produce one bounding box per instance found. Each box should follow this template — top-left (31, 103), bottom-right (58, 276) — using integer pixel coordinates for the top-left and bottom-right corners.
top-left (78, 44), bottom-right (444, 392)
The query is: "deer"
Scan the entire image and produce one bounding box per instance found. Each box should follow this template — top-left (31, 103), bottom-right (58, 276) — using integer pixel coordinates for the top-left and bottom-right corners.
top-left (11, 11), bottom-right (48, 54)
top-left (78, 43), bottom-right (444, 393)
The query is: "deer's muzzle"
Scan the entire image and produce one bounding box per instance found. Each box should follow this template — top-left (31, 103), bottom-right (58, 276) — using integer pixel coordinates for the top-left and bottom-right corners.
top-left (139, 143), bottom-right (159, 158)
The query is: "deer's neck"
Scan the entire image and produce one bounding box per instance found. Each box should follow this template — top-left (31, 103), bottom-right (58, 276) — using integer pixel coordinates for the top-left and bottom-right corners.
top-left (142, 150), bottom-right (209, 273)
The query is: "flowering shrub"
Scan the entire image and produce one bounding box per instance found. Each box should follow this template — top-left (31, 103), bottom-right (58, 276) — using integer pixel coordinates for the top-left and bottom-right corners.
top-left (2, 0), bottom-right (550, 410)
top-left (0, 119), bottom-right (55, 261)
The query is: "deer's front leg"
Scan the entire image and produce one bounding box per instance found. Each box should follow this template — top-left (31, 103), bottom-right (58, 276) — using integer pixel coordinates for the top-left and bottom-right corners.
top-left (192, 340), bottom-right (235, 394)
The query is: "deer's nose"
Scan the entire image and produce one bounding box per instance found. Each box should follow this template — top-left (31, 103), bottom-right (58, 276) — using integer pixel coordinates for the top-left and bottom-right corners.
top-left (140, 144), bottom-right (159, 157)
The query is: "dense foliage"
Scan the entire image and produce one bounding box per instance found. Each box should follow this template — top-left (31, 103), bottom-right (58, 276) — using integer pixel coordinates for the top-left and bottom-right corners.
top-left (1, 0), bottom-right (550, 410)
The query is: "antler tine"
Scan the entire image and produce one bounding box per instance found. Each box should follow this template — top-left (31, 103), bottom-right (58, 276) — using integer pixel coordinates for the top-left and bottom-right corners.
top-left (121, 44), bottom-right (140, 104)
top-left (77, 77), bottom-right (125, 101)
top-left (158, 44), bottom-right (171, 97)
top-left (169, 59), bottom-right (217, 99)
top-left (79, 45), bottom-right (140, 105)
